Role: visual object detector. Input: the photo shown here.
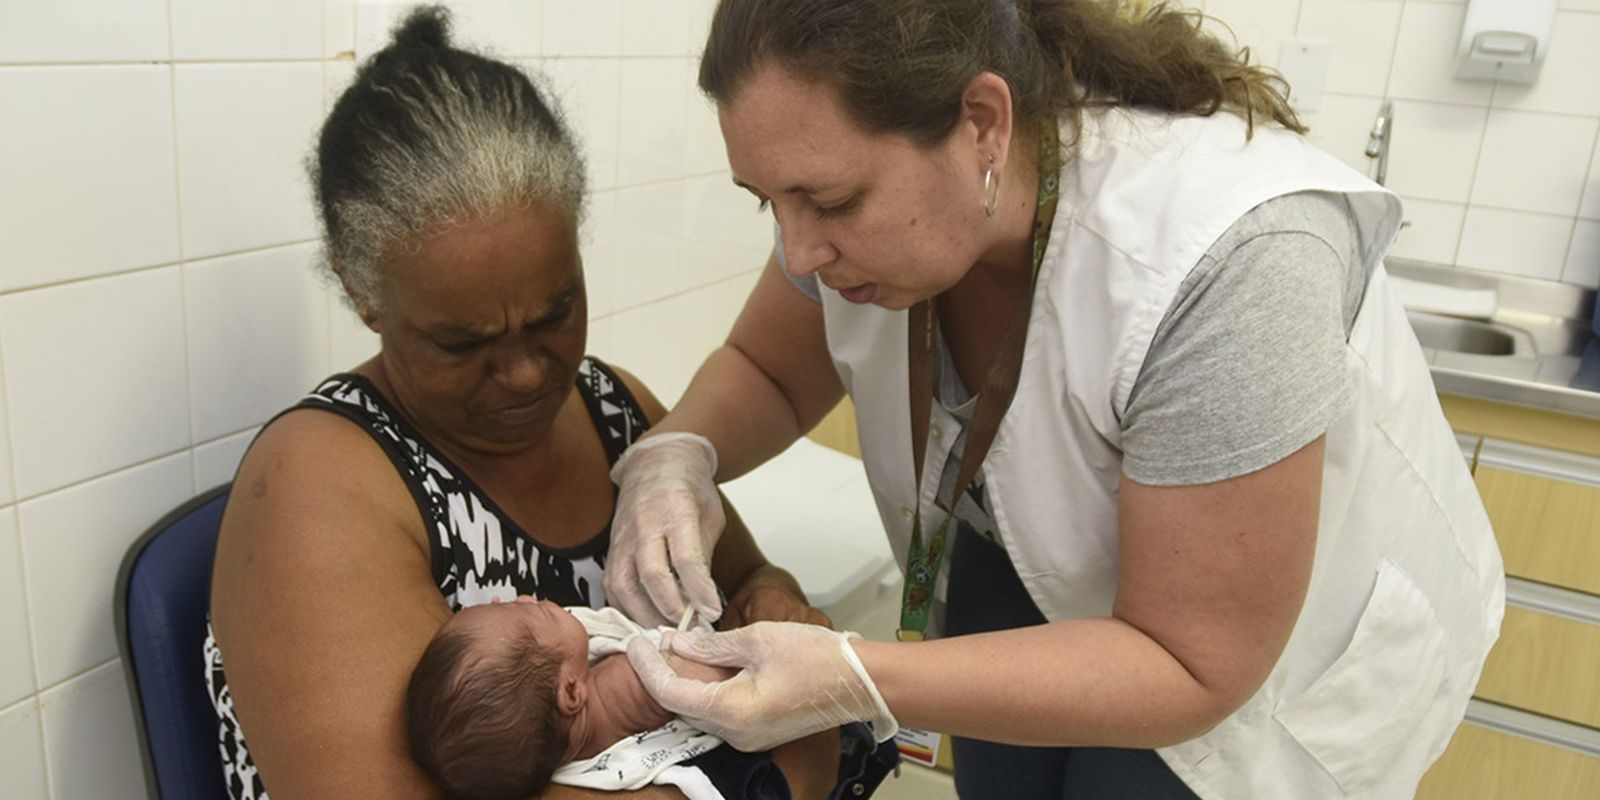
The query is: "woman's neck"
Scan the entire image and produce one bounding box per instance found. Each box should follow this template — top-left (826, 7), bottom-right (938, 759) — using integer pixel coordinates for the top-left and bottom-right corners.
top-left (969, 124), bottom-right (1044, 284)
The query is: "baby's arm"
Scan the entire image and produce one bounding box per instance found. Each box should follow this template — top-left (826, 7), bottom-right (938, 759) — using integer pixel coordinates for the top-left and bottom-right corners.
top-left (663, 651), bottom-right (737, 683)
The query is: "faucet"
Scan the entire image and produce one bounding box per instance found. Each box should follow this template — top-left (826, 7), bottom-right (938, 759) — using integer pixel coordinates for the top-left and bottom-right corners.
top-left (1365, 99), bottom-right (1394, 186)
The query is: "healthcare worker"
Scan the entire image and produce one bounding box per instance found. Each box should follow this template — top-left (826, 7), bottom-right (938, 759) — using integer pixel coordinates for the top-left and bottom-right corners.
top-left (607, 1), bottom-right (1506, 797)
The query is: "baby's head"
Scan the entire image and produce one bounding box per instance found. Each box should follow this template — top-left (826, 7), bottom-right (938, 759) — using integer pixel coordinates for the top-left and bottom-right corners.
top-left (406, 597), bottom-right (590, 800)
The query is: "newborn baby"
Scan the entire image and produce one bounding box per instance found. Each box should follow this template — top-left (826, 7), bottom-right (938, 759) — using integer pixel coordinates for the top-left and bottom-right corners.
top-left (405, 597), bottom-right (734, 800)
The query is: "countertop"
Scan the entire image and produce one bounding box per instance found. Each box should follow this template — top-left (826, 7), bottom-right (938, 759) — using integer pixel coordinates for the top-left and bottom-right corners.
top-left (1389, 259), bottom-right (1600, 421)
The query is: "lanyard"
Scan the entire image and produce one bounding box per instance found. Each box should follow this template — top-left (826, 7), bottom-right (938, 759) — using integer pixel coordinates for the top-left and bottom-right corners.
top-left (897, 118), bottom-right (1061, 641)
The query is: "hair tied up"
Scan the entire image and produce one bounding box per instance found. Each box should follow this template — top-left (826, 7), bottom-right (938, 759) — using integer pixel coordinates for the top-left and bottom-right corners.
top-left (391, 4), bottom-right (452, 50)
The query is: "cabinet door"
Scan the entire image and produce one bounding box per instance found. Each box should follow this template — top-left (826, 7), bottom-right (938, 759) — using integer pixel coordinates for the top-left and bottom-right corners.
top-left (1417, 723), bottom-right (1600, 800)
top-left (1473, 444), bottom-right (1600, 596)
top-left (1475, 606), bottom-right (1600, 729)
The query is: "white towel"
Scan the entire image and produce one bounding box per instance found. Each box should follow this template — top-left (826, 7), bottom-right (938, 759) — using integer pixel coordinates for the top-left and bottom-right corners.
top-left (1390, 275), bottom-right (1498, 320)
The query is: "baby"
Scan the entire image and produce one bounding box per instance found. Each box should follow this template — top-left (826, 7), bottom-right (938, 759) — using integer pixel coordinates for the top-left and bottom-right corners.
top-left (405, 597), bottom-right (734, 800)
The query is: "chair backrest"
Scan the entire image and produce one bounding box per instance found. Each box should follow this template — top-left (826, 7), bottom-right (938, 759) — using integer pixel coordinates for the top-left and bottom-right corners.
top-left (115, 484), bottom-right (231, 800)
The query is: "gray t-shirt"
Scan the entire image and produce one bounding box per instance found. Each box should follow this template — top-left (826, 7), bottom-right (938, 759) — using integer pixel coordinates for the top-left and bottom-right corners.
top-left (780, 190), bottom-right (1366, 504)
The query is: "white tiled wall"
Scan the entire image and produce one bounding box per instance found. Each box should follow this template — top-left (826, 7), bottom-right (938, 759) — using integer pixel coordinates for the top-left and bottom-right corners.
top-left (1189, 0), bottom-right (1600, 286)
top-left (0, 1), bottom-right (767, 796)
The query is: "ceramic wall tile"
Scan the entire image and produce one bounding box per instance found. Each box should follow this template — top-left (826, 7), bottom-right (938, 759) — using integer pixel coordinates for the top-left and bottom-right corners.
top-left (613, 182), bottom-right (688, 310)
top-left (1388, 2), bottom-right (1494, 107)
top-left (617, 58), bottom-right (692, 186)
top-left (1383, 100), bottom-right (1488, 204)
top-left (686, 0), bottom-right (719, 56)
top-left (0, 0), bottom-right (169, 63)
top-left (1490, 12), bottom-right (1600, 117)
top-left (1581, 130), bottom-right (1600, 221)
top-left (0, 66), bottom-right (179, 292)
top-left (38, 661), bottom-right (144, 799)
top-left (449, 0), bottom-right (543, 58)
top-left (544, 0), bottom-right (624, 57)
top-left (1456, 207), bottom-right (1575, 280)
top-left (681, 175), bottom-right (771, 289)
top-left (0, 510), bottom-right (34, 709)
top-left (194, 427), bottom-right (260, 491)
top-left (324, 59), bottom-right (357, 113)
top-left (583, 190), bottom-right (620, 319)
top-left (1202, 0), bottom-right (1301, 68)
top-left (1565, 219), bottom-right (1600, 287)
top-left (540, 58), bottom-right (622, 191)
top-left (623, 0), bottom-right (692, 56)
top-left (171, 0), bottom-right (322, 60)
top-left (0, 354), bottom-right (12, 507)
top-left (585, 315), bottom-right (615, 364)
top-left (328, 287), bottom-right (380, 373)
top-left (184, 243), bottom-right (330, 442)
top-left (1387, 198), bottom-right (1466, 265)
top-left (18, 453), bottom-right (193, 687)
top-left (174, 63), bottom-right (322, 260)
top-left (0, 700), bottom-right (46, 800)
top-left (1296, 1), bottom-right (1402, 97)
top-left (1471, 110), bottom-right (1599, 216)
top-left (684, 92), bottom-right (727, 177)
top-left (326, 0), bottom-right (356, 58)
top-left (1302, 93), bottom-right (1388, 176)
top-left (0, 269), bottom-right (190, 499)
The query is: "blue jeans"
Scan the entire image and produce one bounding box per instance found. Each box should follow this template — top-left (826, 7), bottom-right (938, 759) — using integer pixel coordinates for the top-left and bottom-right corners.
top-left (943, 529), bottom-right (1200, 800)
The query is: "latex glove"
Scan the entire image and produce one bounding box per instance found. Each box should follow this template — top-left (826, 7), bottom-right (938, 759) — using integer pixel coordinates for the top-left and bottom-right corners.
top-left (625, 621), bottom-right (899, 752)
top-left (607, 432), bottom-right (726, 628)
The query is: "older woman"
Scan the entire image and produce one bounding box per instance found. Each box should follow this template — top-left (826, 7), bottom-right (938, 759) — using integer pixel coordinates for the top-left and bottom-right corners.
top-left (205, 8), bottom-right (840, 799)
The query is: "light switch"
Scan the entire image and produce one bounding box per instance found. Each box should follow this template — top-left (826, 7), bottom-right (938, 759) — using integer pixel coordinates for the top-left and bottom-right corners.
top-left (1279, 37), bottom-right (1333, 113)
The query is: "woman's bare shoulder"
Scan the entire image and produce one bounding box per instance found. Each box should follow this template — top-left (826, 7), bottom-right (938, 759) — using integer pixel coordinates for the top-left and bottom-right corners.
top-left (214, 407), bottom-right (429, 600)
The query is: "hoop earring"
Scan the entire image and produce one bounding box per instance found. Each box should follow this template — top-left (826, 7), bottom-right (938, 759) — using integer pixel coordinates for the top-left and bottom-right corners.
top-left (982, 154), bottom-right (1001, 218)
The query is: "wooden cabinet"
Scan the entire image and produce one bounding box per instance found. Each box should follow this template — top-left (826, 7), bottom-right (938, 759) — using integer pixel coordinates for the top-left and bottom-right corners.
top-left (1417, 722), bottom-right (1600, 800)
top-left (1475, 464), bottom-right (1600, 596)
top-left (1420, 395), bottom-right (1600, 796)
top-left (1475, 606), bottom-right (1600, 729)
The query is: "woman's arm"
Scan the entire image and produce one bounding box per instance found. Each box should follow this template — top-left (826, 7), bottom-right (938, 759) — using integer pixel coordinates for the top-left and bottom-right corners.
top-left (650, 252), bottom-right (845, 481)
top-left (634, 437), bottom-right (1324, 752)
top-left (210, 411), bottom-right (696, 800)
top-left (856, 436), bottom-right (1323, 746)
top-left (210, 411), bottom-right (453, 799)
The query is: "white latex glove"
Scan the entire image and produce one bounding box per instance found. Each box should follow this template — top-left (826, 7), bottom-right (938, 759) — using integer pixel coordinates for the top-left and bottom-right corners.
top-left (624, 621), bottom-right (899, 752)
top-left (606, 432), bottom-right (726, 628)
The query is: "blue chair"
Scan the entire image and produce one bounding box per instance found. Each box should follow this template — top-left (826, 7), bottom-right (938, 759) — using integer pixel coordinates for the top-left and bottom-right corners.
top-left (115, 484), bottom-right (231, 800)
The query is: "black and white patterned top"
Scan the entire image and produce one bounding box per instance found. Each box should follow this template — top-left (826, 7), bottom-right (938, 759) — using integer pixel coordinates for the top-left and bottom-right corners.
top-left (203, 357), bottom-right (649, 800)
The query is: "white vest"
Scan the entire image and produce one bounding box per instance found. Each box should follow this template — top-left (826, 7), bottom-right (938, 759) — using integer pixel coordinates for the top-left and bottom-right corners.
top-left (820, 108), bottom-right (1505, 798)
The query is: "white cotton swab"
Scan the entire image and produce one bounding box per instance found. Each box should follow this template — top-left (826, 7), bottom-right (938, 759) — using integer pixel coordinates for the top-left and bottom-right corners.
top-left (677, 605), bottom-right (696, 633)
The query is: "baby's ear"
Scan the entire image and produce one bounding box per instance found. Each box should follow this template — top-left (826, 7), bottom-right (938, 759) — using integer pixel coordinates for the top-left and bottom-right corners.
top-left (556, 670), bottom-right (586, 716)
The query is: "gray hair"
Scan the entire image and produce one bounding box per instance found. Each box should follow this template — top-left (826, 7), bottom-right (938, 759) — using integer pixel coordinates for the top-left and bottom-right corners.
top-left (312, 5), bottom-right (586, 313)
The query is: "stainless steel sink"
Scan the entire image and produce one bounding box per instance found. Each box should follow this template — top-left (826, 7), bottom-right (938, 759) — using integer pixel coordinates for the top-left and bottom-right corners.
top-left (1387, 258), bottom-right (1600, 418)
top-left (1406, 311), bottom-right (1531, 357)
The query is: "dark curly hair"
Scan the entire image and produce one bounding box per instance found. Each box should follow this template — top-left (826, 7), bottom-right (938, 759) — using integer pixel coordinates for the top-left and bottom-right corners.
top-left (699, 0), bottom-right (1304, 148)
top-left (406, 615), bottom-right (568, 799)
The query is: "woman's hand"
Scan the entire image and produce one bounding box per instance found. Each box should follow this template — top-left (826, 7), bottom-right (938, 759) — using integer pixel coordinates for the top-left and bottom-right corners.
top-left (719, 565), bottom-right (833, 629)
top-left (625, 621), bottom-right (897, 752)
top-left (606, 432), bottom-right (727, 628)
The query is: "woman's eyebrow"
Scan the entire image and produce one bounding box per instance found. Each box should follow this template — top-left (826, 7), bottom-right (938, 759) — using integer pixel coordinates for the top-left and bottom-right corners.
top-left (732, 175), bottom-right (827, 196)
